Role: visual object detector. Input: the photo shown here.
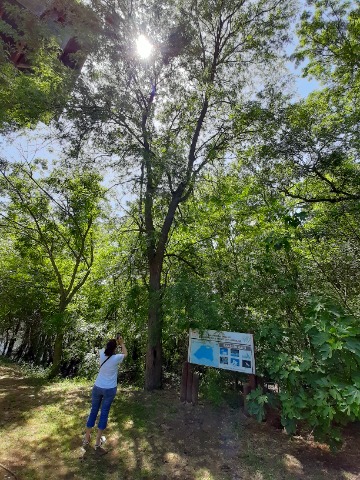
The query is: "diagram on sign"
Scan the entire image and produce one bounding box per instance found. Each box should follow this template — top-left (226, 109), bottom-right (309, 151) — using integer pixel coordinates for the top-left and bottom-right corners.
top-left (188, 329), bottom-right (255, 374)
top-left (191, 340), bottom-right (217, 367)
top-left (194, 344), bottom-right (214, 363)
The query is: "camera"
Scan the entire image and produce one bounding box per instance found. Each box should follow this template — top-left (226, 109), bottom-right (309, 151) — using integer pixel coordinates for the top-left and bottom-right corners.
top-left (116, 332), bottom-right (122, 340)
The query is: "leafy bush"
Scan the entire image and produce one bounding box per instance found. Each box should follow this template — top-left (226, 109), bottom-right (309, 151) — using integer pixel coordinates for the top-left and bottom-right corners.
top-left (200, 369), bottom-right (227, 406)
top-left (248, 299), bottom-right (360, 448)
top-left (247, 387), bottom-right (269, 421)
top-left (76, 351), bottom-right (99, 379)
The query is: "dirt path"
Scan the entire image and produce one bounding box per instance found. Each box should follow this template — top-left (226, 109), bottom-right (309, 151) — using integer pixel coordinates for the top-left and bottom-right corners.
top-left (0, 362), bottom-right (359, 480)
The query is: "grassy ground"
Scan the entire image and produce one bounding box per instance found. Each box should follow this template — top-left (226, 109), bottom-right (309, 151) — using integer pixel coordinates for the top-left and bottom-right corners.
top-left (0, 359), bottom-right (359, 480)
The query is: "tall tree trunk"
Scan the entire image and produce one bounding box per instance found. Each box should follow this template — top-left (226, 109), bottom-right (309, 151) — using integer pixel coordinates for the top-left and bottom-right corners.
top-left (2, 339), bottom-right (8, 356)
top-left (144, 187), bottom-right (183, 390)
top-left (2, 330), bottom-right (9, 355)
top-left (5, 320), bottom-right (21, 357)
top-left (49, 330), bottom-right (64, 378)
top-left (49, 301), bottom-right (67, 378)
top-left (34, 334), bottom-right (46, 364)
top-left (6, 338), bottom-right (16, 357)
top-left (145, 259), bottom-right (163, 390)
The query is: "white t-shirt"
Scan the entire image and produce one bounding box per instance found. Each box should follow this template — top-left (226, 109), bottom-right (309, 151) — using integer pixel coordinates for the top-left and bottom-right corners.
top-left (94, 349), bottom-right (125, 389)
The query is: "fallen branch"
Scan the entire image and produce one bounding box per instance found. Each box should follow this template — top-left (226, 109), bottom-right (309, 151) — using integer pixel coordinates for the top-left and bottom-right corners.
top-left (0, 463), bottom-right (18, 480)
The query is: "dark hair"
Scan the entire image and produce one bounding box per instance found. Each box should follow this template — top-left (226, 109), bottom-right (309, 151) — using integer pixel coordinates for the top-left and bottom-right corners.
top-left (104, 339), bottom-right (117, 356)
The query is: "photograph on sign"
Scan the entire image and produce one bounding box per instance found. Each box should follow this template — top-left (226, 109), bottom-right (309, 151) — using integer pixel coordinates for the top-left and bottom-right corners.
top-left (188, 329), bottom-right (255, 374)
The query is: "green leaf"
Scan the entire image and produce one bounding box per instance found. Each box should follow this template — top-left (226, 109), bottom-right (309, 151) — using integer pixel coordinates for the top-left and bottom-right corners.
top-left (311, 331), bottom-right (330, 346)
top-left (345, 339), bottom-right (360, 357)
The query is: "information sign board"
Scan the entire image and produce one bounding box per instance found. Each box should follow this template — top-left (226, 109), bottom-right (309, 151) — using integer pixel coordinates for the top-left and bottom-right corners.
top-left (188, 329), bottom-right (255, 374)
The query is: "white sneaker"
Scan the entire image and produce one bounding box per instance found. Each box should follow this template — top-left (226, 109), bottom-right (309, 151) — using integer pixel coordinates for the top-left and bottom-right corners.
top-left (94, 435), bottom-right (106, 450)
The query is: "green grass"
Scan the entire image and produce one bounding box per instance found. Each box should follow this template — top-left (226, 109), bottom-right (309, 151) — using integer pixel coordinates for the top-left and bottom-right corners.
top-left (0, 358), bottom-right (359, 480)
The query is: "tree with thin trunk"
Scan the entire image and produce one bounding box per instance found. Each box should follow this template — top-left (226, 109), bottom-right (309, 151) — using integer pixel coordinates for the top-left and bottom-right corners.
top-left (0, 160), bottom-right (104, 376)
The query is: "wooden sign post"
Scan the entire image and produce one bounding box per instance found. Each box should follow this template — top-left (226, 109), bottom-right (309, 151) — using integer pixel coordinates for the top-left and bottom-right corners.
top-left (180, 361), bottom-right (199, 405)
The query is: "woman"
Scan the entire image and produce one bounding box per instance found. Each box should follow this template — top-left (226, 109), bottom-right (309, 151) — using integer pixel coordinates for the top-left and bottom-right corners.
top-left (83, 334), bottom-right (127, 451)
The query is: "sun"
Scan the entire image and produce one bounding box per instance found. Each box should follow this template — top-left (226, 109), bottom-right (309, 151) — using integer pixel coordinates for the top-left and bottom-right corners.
top-left (136, 35), bottom-right (153, 59)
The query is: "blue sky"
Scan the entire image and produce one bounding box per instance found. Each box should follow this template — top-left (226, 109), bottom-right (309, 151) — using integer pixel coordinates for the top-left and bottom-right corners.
top-left (295, 76), bottom-right (319, 97)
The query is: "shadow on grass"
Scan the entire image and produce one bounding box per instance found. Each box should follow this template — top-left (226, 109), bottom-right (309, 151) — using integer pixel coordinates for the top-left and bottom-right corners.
top-left (0, 360), bottom-right (359, 480)
top-left (80, 389), bottom-right (241, 480)
top-left (237, 421), bottom-right (360, 480)
top-left (79, 390), bottom-right (360, 480)
top-left (0, 360), bottom-right (88, 431)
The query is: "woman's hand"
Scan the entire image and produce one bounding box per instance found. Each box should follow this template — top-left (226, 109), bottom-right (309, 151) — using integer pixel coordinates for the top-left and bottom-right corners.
top-left (116, 333), bottom-right (127, 357)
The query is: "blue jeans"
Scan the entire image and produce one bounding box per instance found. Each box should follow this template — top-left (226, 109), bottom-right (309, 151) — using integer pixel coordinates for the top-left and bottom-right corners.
top-left (86, 385), bottom-right (117, 430)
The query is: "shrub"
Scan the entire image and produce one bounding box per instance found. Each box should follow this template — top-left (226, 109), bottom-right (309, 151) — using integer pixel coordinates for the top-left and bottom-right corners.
top-left (248, 299), bottom-right (360, 448)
